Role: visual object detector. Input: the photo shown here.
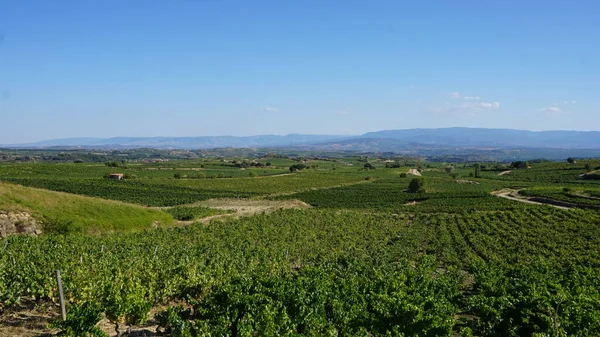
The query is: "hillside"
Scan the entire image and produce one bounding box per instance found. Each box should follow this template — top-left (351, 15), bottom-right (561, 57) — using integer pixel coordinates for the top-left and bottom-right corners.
top-left (0, 182), bottom-right (174, 234)
top-left (5, 128), bottom-right (600, 152)
top-left (360, 128), bottom-right (600, 148)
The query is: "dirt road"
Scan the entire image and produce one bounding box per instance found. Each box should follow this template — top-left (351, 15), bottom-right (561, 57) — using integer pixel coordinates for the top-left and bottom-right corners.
top-left (491, 189), bottom-right (570, 210)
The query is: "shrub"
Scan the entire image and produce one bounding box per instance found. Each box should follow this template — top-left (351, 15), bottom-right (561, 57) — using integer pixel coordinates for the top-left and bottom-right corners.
top-left (407, 177), bottom-right (425, 193)
top-left (49, 302), bottom-right (107, 337)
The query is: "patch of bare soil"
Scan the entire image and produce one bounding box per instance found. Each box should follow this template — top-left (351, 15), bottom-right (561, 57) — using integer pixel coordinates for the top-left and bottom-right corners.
top-left (0, 302), bottom-right (179, 337)
top-left (188, 199), bottom-right (312, 224)
top-left (454, 180), bottom-right (480, 185)
top-left (491, 189), bottom-right (570, 210)
top-left (498, 170), bottom-right (512, 176)
top-left (404, 201), bottom-right (418, 206)
top-left (0, 301), bottom-right (59, 337)
top-left (264, 179), bottom-right (375, 199)
top-left (255, 173), bottom-right (295, 178)
top-left (407, 169), bottom-right (422, 176)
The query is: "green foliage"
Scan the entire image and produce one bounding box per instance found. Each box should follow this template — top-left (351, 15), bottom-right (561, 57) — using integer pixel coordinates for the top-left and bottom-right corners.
top-left (510, 161), bottom-right (529, 169)
top-left (2, 158), bottom-right (600, 335)
top-left (49, 302), bottom-right (108, 337)
top-left (474, 163), bottom-right (482, 178)
top-left (364, 162), bottom-right (375, 170)
top-left (0, 182), bottom-right (174, 234)
top-left (467, 261), bottom-right (600, 336)
top-left (166, 206), bottom-right (228, 221)
top-left (407, 177), bottom-right (425, 193)
top-left (289, 163), bottom-right (307, 172)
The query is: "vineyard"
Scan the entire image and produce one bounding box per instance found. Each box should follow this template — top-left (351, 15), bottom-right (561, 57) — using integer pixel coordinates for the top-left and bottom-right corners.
top-left (1, 158), bottom-right (600, 336)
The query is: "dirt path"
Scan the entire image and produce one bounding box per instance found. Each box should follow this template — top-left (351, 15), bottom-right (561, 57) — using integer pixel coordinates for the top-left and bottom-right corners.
top-left (182, 199), bottom-right (313, 225)
top-left (491, 189), bottom-right (571, 210)
top-left (263, 178), bottom-right (375, 199)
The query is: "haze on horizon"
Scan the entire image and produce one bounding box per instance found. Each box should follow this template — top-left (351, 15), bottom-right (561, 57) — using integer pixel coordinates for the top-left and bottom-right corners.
top-left (0, 0), bottom-right (598, 144)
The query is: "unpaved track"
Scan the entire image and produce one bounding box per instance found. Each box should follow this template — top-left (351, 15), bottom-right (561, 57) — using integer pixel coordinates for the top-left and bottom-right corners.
top-left (262, 178), bottom-right (375, 198)
top-left (190, 199), bottom-right (312, 225)
top-left (491, 189), bottom-right (570, 210)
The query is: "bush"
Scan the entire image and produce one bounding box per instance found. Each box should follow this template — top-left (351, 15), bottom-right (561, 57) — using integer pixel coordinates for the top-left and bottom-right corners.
top-left (510, 161), bottom-right (529, 169)
top-left (407, 177), bottom-right (425, 193)
top-left (289, 164), bottom-right (307, 172)
top-left (49, 302), bottom-right (107, 337)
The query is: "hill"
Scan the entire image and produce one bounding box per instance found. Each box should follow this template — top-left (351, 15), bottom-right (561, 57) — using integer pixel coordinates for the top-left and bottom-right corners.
top-left (0, 182), bottom-right (174, 234)
top-left (7, 134), bottom-right (347, 149)
top-left (4, 128), bottom-right (600, 155)
top-left (360, 128), bottom-right (600, 148)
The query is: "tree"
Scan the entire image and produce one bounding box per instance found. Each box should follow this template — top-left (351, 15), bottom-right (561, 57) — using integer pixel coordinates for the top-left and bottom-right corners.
top-left (585, 163), bottom-right (592, 172)
top-left (567, 157), bottom-right (576, 164)
top-left (474, 163), bottom-right (481, 178)
top-left (289, 163), bottom-right (307, 172)
top-left (173, 172), bottom-right (182, 179)
top-left (364, 162), bottom-right (375, 170)
top-left (510, 161), bottom-right (529, 169)
top-left (407, 177), bottom-right (425, 193)
top-left (444, 166), bottom-right (455, 174)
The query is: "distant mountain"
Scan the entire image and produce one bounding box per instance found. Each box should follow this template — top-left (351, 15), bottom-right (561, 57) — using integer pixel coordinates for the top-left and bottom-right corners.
top-left (7, 134), bottom-right (349, 149)
top-left (4, 128), bottom-right (600, 150)
top-left (358, 128), bottom-right (600, 149)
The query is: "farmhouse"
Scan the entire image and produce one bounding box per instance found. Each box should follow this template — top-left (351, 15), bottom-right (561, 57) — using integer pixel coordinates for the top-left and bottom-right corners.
top-left (109, 173), bottom-right (124, 180)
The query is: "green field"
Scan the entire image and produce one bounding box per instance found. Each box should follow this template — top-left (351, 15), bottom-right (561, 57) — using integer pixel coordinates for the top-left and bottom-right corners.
top-left (1, 157), bottom-right (600, 336)
top-left (0, 181), bottom-right (174, 234)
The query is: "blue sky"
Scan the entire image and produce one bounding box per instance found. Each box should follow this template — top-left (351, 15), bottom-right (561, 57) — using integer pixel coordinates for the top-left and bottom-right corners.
top-left (0, 0), bottom-right (598, 143)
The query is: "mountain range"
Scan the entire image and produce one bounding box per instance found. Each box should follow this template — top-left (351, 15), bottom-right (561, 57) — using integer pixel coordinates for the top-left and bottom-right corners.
top-left (4, 128), bottom-right (600, 151)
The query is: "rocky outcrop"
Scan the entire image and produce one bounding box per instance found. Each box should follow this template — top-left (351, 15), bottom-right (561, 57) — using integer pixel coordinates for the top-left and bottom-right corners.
top-left (0, 211), bottom-right (42, 238)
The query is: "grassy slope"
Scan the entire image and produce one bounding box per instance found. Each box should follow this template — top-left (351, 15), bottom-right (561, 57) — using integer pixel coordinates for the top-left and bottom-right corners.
top-left (0, 181), bottom-right (174, 234)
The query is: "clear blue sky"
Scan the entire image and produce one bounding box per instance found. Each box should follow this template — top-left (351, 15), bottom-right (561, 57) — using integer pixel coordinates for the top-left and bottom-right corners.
top-left (1, 0), bottom-right (598, 143)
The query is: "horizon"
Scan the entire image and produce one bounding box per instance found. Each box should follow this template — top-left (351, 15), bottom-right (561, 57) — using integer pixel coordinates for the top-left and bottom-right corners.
top-left (1, 1), bottom-right (599, 143)
top-left (4, 126), bottom-right (600, 146)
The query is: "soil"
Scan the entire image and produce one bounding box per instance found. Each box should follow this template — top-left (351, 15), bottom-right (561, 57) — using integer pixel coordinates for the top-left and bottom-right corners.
top-left (407, 169), bottom-right (422, 176)
top-left (0, 301), bottom-right (177, 337)
top-left (454, 180), bottom-right (480, 185)
top-left (491, 189), bottom-right (570, 210)
top-left (177, 199), bottom-right (313, 225)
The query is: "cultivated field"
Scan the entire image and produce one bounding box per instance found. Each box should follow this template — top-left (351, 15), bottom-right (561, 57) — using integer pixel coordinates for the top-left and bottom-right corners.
top-left (1, 156), bottom-right (600, 336)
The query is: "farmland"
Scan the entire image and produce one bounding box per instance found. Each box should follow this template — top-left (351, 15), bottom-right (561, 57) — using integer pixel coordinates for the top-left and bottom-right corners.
top-left (1, 155), bottom-right (600, 336)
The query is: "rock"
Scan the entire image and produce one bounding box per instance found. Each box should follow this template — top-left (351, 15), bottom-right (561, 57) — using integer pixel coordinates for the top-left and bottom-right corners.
top-left (0, 211), bottom-right (41, 238)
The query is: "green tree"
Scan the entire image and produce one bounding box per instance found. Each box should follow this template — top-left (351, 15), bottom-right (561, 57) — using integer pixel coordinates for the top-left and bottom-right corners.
top-left (510, 161), bottom-right (529, 169)
top-left (474, 163), bottom-right (481, 178)
top-left (407, 177), bottom-right (425, 193)
top-left (364, 162), bottom-right (375, 170)
top-left (567, 157), bottom-right (576, 164)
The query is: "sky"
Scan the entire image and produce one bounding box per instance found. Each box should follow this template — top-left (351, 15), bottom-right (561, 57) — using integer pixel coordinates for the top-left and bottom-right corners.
top-left (0, 0), bottom-right (599, 143)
